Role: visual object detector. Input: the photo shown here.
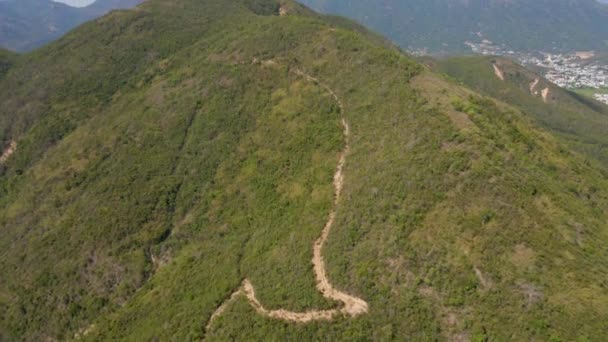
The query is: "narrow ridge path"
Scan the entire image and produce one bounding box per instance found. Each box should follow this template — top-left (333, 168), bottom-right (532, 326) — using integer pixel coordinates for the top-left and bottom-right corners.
top-left (204, 68), bottom-right (367, 335)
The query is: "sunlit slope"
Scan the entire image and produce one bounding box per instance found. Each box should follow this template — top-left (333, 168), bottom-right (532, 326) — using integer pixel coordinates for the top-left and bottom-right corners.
top-left (0, 49), bottom-right (16, 79)
top-left (0, 1), bottom-right (607, 341)
top-left (430, 55), bottom-right (608, 167)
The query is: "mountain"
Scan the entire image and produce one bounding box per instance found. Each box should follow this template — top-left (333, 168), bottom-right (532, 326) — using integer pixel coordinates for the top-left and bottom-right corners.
top-left (1, 0), bottom-right (608, 340)
top-left (298, 0), bottom-right (608, 53)
top-left (0, 0), bottom-right (143, 52)
top-left (427, 55), bottom-right (608, 166)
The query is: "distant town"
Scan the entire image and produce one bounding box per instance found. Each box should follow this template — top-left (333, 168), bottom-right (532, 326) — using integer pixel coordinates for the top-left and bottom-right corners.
top-left (594, 94), bottom-right (608, 104)
top-left (465, 41), bottom-right (608, 105)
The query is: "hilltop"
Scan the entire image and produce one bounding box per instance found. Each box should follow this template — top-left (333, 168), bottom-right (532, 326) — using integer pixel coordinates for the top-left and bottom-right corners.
top-left (1, 0), bottom-right (608, 340)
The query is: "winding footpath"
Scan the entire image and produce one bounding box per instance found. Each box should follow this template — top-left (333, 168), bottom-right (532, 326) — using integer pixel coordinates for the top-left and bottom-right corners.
top-left (204, 68), bottom-right (367, 334)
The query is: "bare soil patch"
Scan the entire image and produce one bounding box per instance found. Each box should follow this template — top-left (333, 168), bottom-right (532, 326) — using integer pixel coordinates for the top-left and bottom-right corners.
top-left (0, 140), bottom-right (16, 164)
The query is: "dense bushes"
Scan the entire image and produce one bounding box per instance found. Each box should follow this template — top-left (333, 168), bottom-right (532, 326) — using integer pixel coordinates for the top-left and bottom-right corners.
top-left (245, 0), bottom-right (280, 15)
top-left (1, 0), bottom-right (608, 341)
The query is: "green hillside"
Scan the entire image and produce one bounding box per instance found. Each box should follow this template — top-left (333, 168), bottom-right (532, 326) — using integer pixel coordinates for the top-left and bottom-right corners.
top-left (430, 55), bottom-right (608, 167)
top-left (1, 0), bottom-right (608, 341)
top-left (0, 49), bottom-right (16, 79)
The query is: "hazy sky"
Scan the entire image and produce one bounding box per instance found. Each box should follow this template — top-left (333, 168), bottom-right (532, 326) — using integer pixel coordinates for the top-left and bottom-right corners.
top-left (49, 0), bottom-right (608, 7)
top-left (53, 0), bottom-right (95, 7)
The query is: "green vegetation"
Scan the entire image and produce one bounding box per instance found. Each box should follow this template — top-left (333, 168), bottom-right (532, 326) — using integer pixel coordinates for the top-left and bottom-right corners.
top-left (431, 55), bottom-right (608, 167)
top-left (1, 0), bottom-right (608, 341)
top-left (571, 86), bottom-right (608, 99)
top-left (0, 49), bottom-right (16, 79)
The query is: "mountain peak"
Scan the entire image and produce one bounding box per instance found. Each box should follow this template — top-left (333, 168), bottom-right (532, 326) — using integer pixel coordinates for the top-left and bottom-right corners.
top-left (0, 0), bottom-right (144, 51)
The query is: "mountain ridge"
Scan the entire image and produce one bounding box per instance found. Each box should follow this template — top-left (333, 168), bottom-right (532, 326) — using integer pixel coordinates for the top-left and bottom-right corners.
top-left (1, 0), bottom-right (608, 340)
top-left (0, 0), bottom-right (143, 51)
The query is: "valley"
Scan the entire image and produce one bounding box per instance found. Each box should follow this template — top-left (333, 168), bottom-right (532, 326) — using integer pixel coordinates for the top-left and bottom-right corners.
top-left (301, 0), bottom-right (608, 105)
top-left (299, 0), bottom-right (608, 54)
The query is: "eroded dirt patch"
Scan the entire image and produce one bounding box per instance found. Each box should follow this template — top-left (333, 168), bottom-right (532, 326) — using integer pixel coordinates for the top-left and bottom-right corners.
top-left (493, 64), bottom-right (505, 81)
top-left (541, 88), bottom-right (550, 103)
top-left (529, 78), bottom-right (539, 95)
top-left (0, 140), bottom-right (16, 164)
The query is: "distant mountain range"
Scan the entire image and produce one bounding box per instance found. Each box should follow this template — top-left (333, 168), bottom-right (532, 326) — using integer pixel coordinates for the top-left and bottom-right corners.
top-left (0, 0), bottom-right (143, 52)
top-left (298, 0), bottom-right (608, 54)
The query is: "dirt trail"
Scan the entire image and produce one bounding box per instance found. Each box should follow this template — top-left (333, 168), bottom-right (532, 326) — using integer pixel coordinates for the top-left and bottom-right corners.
top-left (287, 69), bottom-right (367, 317)
top-left (279, 5), bottom-right (288, 16)
top-left (204, 68), bottom-right (367, 334)
top-left (492, 64), bottom-right (505, 81)
top-left (204, 288), bottom-right (245, 332)
top-left (529, 78), bottom-right (539, 95)
top-left (0, 140), bottom-right (16, 164)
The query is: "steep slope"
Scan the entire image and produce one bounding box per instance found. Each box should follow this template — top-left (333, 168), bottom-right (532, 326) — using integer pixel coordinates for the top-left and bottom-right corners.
top-left (298, 0), bottom-right (608, 53)
top-left (1, 0), bottom-right (608, 341)
top-left (429, 55), bottom-right (608, 166)
top-left (0, 0), bottom-right (143, 52)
